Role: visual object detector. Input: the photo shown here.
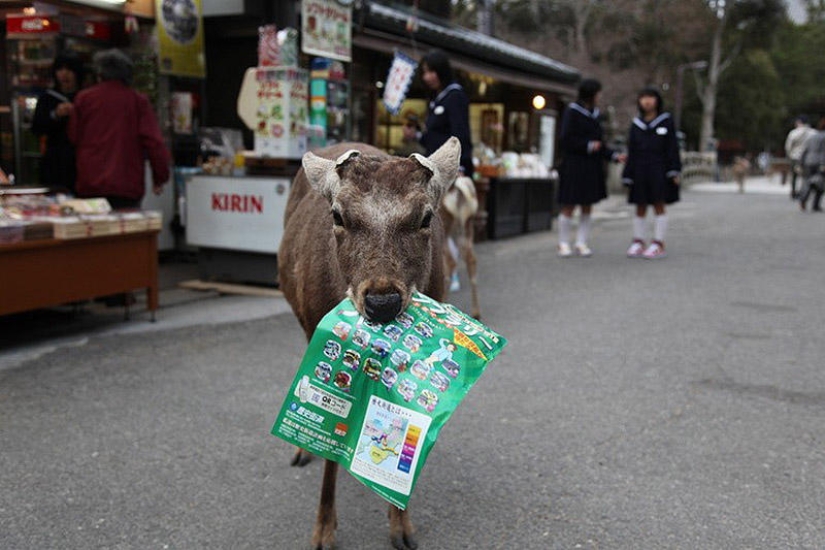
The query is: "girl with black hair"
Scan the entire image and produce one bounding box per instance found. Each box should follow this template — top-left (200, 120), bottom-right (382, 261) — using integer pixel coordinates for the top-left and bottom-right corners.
top-left (31, 52), bottom-right (85, 192)
top-left (557, 78), bottom-right (624, 257)
top-left (419, 49), bottom-right (474, 178)
top-left (419, 49), bottom-right (474, 292)
top-left (622, 87), bottom-right (682, 259)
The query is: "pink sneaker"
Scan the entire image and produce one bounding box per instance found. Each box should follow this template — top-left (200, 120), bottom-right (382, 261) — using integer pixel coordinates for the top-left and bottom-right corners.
top-left (626, 239), bottom-right (645, 258)
top-left (642, 240), bottom-right (667, 259)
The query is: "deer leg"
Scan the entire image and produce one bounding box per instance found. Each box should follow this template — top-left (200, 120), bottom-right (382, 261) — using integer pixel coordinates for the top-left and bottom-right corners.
top-left (291, 446), bottom-right (313, 467)
top-left (462, 220), bottom-right (481, 320)
top-left (388, 504), bottom-right (417, 549)
top-left (443, 232), bottom-right (459, 295)
top-left (311, 459), bottom-right (339, 550)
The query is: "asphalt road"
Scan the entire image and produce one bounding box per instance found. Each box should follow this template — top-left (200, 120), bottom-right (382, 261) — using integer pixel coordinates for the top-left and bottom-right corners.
top-left (2, 180), bottom-right (824, 549)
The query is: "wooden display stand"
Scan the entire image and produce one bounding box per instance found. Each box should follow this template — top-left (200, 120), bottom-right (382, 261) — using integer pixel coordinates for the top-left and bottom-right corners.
top-left (485, 177), bottom-right (557, 240)
top-left (0, 230), bottom-right (160, 320)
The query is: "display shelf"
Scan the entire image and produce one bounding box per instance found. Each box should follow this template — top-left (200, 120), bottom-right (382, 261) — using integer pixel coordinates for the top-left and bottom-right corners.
top-left (0, 231), bottom-right (160, 318)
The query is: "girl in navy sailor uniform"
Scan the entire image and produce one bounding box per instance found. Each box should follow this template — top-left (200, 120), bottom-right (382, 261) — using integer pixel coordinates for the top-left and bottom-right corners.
top-left (622, 87), bottom-right (682, 259)
top-left (419, 49), bottom-right (474, 292)
top-left (419, 50), bottom-right (474, 179)
top-left (557, 78), bottom-right (625, 257)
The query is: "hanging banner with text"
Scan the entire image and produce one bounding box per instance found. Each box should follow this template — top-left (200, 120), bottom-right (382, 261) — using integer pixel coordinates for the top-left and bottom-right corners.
top-left (383, 51), bottom-right (418, 116)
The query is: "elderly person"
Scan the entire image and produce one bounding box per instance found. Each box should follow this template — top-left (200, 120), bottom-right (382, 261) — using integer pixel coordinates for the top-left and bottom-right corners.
top-left (69, 48), bottom-right (170, 209)
top-left (798, 116), bottom-right (825, 212)
top-left (785, 115), bottom-right (816, 200)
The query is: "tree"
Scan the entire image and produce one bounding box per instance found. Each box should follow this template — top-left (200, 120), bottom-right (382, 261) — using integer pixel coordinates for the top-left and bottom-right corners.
top-left (690, 0), bottom-right (786, 150)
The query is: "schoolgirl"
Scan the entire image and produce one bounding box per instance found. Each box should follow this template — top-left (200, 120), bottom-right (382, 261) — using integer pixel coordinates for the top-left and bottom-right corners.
top-left (622, 87), bottom-right (682, 259)
top-left (557, 79), bottom-right (624, 257)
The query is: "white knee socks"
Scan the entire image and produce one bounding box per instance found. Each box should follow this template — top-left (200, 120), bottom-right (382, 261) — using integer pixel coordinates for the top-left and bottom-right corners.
top-left (558, 214), bottom-right (572, 245)
top-left (575, 214), bottom-right (592, 246)
top-left (633, 216), bottom-right (647, 241)
top-left (654, 214), bottom-right (668, 243)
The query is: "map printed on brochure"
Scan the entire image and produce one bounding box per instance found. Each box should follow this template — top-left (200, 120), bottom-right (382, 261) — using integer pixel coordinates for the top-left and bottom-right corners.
top-left (272, 292), bottom-right (507, 509)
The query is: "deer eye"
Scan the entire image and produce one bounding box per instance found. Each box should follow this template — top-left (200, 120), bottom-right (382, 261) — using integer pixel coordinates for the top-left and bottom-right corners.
top-left (332, 209), bottom-right (344, 227)
top-left (420, 211), bottom-right (433, 229)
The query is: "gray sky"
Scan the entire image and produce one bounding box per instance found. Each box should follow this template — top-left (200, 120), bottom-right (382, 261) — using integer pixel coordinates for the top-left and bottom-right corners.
top-left (786, 0), bottom-right (807, 23)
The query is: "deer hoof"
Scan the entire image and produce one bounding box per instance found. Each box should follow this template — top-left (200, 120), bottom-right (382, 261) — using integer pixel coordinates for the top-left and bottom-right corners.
top-left (291, 448), bottom-right (313, 467)
top-left (390, 533), bottom-right (418, 550)
top-left (311, 522), bottom-right (336, 550)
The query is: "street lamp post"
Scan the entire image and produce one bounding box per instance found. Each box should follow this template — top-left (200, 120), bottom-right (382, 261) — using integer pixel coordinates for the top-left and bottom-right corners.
top-left (674, 60), bottom-right (708, 133)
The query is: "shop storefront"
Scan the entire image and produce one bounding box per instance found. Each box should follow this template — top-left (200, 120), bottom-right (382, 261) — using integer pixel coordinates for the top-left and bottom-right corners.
top-left (0, 1), bottom-right (180, 317)
top-left (346, 3), bottom-right (579, 241)
top-left (182, 1), bottom-right (581, 285)
top-left (0, 0), bottom-right (203, 255)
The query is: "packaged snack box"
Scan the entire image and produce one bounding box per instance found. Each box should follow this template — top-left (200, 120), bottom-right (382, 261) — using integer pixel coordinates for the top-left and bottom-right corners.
top-left (272, 292), bottom-right (507, 509)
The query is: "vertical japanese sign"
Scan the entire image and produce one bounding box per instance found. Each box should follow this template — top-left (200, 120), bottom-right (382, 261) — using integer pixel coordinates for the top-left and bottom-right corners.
top-left (301, 0), bottom-right (352, 62)
top-left (383, 51), bottom-right (418, 116)
top-left (155, 0), bottom-right (206, 78)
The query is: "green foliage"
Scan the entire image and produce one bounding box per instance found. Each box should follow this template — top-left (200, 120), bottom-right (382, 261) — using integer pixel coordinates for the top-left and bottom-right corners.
top-left (771, 20), bottom-right (825, 117)
top-left (715, 48), bottom-right (786, 150)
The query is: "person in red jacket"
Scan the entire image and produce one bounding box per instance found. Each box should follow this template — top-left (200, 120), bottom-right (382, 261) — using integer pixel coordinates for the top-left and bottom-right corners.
top-left (69, 48), bottom-right (170, 209)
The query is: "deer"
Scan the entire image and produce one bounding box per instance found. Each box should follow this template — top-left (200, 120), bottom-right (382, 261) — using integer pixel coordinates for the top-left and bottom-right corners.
top-left (277, 137), bottom-right (461, 550)
top-left (440, 175), bottom-right (481, 319)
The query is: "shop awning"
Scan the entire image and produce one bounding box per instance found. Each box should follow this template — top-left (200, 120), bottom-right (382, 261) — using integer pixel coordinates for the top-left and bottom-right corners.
top-left (354, 3), bottom-right (580, 96)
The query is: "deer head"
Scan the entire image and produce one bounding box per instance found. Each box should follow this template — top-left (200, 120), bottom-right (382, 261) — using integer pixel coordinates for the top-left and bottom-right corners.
top-left (302, 137), bottom-right (461, 323)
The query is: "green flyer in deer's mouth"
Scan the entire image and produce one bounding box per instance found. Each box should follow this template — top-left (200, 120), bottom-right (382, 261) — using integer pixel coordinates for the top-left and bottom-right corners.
top-left (271, 292), bottom-right (507, 510)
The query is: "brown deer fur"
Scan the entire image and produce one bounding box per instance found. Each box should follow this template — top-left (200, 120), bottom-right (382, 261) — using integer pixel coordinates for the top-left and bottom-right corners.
top-left (440, 175), bottom-right (481, 319)
top-left (278, 138), bottom-right (461, 549)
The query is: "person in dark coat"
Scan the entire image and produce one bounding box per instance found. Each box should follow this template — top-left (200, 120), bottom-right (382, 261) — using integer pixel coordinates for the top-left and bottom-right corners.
top-left (419, 49), bottom-right (474, 292)
top-left (31, 52), bottom-right (85, 193)
top-left (419, 49), bottom-right (474, 178)
top-left (557, 78), bottom-right (624, 257)
top-left (622, 86), bottom-right (682, 259)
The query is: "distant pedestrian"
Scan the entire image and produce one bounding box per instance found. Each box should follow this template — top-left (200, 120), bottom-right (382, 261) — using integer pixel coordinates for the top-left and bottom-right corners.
top-left (69, 49), bottom-right (170, 209)
top-left (731, 155), bottom-right (751, 194)
top-left (557, 78), bottom-right (625, 257)
top-left (622, 87), bottom-right (681, 259)
top-left (785, 115), bottom-right (816, 200)
top-left (798, 116), bottom-right (825, 212)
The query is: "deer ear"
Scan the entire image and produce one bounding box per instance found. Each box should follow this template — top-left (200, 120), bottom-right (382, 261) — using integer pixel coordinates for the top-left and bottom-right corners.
top-left (412, 136), bottom-right (461, 204)
top-left (302, 149), bottom-right (360, 201)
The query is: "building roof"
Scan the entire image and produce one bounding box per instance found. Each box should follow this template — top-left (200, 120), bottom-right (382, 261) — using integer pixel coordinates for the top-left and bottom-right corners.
top-left (355, 3), bottom-right (580, 94)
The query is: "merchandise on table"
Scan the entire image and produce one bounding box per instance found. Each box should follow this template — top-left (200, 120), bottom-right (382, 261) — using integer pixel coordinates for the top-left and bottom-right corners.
top-left (1, 194), bottom-right (162, 241)
top-left (272, 292), bottom-right (507, 510)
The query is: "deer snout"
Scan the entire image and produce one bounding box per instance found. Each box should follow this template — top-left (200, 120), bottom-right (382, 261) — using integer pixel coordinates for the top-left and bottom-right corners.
top-left (364, 291), bottom-right (403, 324)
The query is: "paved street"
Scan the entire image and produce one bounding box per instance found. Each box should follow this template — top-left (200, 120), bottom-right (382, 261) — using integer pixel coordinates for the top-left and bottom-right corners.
top-left (2, 176), bottom-right (825, 549)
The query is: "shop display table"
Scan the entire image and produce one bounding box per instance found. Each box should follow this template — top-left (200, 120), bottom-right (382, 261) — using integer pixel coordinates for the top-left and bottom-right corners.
top-left (485, 177), bottom-right (557, 239)
top-left (0, 230), bottom-right (160, 319)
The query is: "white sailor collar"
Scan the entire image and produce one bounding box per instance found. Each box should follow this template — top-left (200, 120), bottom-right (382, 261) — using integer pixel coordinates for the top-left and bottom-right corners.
top-left (632, 112), bottom-right (671, 130)
top-left (431, 83), bottom-right (464, 107)
top-left (570, 102), bottom-right (600, 119)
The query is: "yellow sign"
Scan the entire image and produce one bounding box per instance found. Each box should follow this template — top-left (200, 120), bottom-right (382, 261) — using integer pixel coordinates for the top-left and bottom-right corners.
top-left (155, 0), bottom-right (206, 78)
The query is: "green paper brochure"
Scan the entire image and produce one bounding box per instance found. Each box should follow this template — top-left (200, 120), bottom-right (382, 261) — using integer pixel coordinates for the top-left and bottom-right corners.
top-left (272, 292), bottom-right (507, 509)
